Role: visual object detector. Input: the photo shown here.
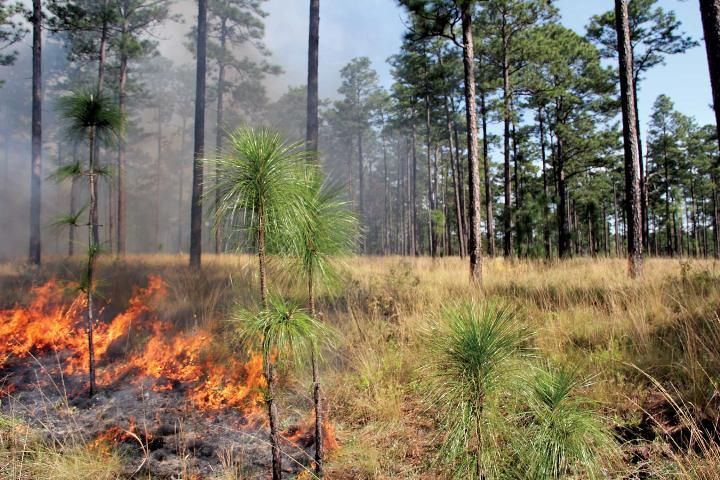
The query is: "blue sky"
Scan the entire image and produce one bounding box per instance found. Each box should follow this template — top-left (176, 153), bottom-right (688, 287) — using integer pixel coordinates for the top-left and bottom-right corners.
top-left (263, 0), bottom-right (715, 133)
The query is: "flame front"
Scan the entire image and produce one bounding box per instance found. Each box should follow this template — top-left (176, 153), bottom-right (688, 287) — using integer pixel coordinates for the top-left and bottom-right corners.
top-left (0, 276), bottom-right (264, 412)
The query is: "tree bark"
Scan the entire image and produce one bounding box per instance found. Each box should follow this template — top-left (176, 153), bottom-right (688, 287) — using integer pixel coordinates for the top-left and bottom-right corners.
top-left (480, 89), bottom-right (495, 257)
top-left (117, 49), bottom-right (128, 255)
top-left (306, 0), bottom-right (320, 153)
top-left (29, 0), bottom-right (42, 266)
top-left (461, 5), bottom-right (483, 282)
top-left (616, 0), bottom-right (644, 278)
top-left (502, 35), bottom-right (513, 258)
top-left (410, 123), bottom-right (418, 256)
top-left (308, 3), bottom-right (325, 456)
top-left (358, 131), bottom-right (365, 220)
top-left (700, 0), bottom-right (720, 150)
top-left (190, 0), bottom-right (208, 269)
top-left (266, 360), bottom-right (282, 480)
top-left (214, 18), bottom-right (228, 255)
top-left (425, 96), bottom-right (435, 257)
top-left (69, 144), bottom-right (78, 257)
top-left (87, 127), bottom-right (98, 397)
top-left (308, 268), bottom-right (324, 477)
top-left (557, 135), bottom-right (570, 258)
top-left (538, 106), bottom-right (551, 258)
top-left (714, 182), bottom-right (720, 258)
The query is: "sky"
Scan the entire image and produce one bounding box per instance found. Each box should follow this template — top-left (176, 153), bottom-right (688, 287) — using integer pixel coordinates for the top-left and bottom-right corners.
top-left (259, 0), bottom-right (715, 133)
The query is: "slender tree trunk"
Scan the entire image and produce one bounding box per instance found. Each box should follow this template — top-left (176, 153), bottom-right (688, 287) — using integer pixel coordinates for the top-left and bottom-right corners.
top-left (603, 204), bottom-right (609, 256)
top-left (438, 52), bottom-right (465, 258)
top-left (446, 101), bottom-right (465, 258)
top-left (308, 268), bottom-right (324, 477)
top-left (266, 358), bottom-right (282, 480)
top-left (117, 50), bottom-right (128, 255)
top-left (307, 2), bottom-right (322, 464)
top-left (480, 89), bottom-right (494, 257)
top-left (616, 0), bottom-right (644, 278)
top-left (257, 214), bottom-right (281, 480)
top-left (306, 0), bottom-right (320, 153)
top-left (461, 5), bottom-right (483, 282)
top-left (557, 134), bottom-right (570, 258)
top-left (665, 150), bottom-right (673, 256)
top-left (539, 106), bottom-right (551, 258)
top-left (87, 127), bottom-right (98, 397)
top-left (425, 97), bottom-right (435, 257)
top-left (90, 0), bottom-right (109, 247)
top-left (358, 131), bottom-right (365, 223)
top-left (410, 124), bottom-right (418, 256)
top-left (69, 144), bottom-right (77, 257)
top-left (502, 41), bottom-right (513, 258)
top-left (29, 0), bottom-right (42, 266)
top-left (178, 117), bottom-right (187, 253)
top-left (190, 0), bottom-right (208, 269)
top-left (614, 183), bottom-right (620, 257)
top-left (714, 182), bottom-right (720, 258)
top-left (692, 184), bottom-right (699, 257)
top-left (699, 0), bottom-right (720, 150)
top-left (632, 82), bottom-right (648, 251)
top-left (381, 117), bottom-right (390, 255)
top-left (214, 19), bottom-right (228, 255)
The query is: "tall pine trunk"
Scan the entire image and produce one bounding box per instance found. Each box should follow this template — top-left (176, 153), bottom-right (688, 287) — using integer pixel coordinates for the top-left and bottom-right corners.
top-left (214, 18), bottom-right (228, 255)
top-left (91, 0), bottom-right (109, 247)
top-left (425, 97), bottom-right (435, 257)
top-left (86, 127), bottom-right (98, 397)
top-left (480, 90), bottom-right (494, 257)
top-left (69, 144), bottom-right (77, 257)
top-left (538, 106), bottom-right (551, 258)
top-left (616, 0), bottom-right (644, 278)
top-left (461, 4), bottom-right (483, 282)
top-left (306, 0), bottom-right (320, 153)
top-left (700, 0), bottom-right (720, 150)
top-left (30, 0), bottom-right (42, 266)
top-left (502, 39), bottom-right (513, 258)
top-left (190, 0), bottom-right (208, 269)
top-left (117, 48), bottom-right (128, 255)
top-left (307, 3), bottom-right (323, 469)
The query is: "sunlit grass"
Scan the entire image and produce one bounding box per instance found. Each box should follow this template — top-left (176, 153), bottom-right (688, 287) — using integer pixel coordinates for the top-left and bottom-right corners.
top-left (1, 254), bottom-right (719, 477)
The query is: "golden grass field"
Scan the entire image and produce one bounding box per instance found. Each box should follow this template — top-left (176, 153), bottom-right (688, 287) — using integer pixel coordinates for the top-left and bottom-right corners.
top-left (1, 255), bottom-right (720, 479)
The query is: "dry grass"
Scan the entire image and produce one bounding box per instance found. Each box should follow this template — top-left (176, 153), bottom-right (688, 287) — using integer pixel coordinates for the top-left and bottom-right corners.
top-left (1, 254), bottom-right (719, 478)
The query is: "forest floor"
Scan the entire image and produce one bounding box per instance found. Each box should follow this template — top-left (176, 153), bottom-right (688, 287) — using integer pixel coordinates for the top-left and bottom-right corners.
top-left (1, 255), bottom-right (720, 479)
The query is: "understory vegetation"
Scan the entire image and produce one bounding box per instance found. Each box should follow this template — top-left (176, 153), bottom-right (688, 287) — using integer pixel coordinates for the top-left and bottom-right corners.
top-left (1, 255), bottom-right (719, 479)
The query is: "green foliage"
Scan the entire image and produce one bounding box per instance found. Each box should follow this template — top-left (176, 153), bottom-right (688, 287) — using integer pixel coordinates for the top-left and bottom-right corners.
top-left (586, 0), bottom-right (697, 80)
top-left (207, 127), bottom-right (311, 251)
top-left (50, 160), bottom-right (84, 182)
top-left (56, 90), bottom-right (124, 146)
top-left (52, 204), bottom-right (88, 229)
top-left (422, 301), bottom-right (531, 479)
top-left (285, 169), bottom-right (359, 294)
top-left (233, 296), bottom-right (335, 368)
top-left (0, 0), bottom-right (26, 69)
top-left (515, 365), bottom-right (616, 479)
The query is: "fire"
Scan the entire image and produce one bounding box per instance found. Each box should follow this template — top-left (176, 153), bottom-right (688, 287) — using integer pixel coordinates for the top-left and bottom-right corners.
top-left (0, 276), bottom-right (264, 412)
top-left (282, 415), bottom-right (339, 453)
top-left (0, 280), bottom-right (81, 364)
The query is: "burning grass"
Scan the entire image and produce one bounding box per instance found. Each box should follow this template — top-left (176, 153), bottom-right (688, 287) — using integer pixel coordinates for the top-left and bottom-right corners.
top-left (1, 254), bottom-right (719, 478)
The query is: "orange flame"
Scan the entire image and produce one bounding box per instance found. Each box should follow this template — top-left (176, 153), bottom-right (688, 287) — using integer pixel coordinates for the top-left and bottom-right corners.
top-left (282, 414), bottom-right (339, 453)
top-left (0, 276), bottom-right (264, 412)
